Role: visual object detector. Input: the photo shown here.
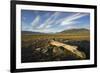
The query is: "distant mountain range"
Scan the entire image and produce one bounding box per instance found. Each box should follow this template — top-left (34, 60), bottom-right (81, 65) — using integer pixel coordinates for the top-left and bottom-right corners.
top-left (22, 28), bottom-right (89, 35)
top-left (60, 28), bottom-right (89, 34)
top-left (22, 31), bottom-right (43, 34)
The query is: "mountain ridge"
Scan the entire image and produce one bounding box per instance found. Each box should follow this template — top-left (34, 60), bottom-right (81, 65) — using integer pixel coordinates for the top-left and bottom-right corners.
top-left (22, 28), bottom-right (89, 34)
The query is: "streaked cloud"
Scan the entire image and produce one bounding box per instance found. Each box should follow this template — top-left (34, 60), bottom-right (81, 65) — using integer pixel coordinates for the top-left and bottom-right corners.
top-left (56, 13), bottom-right (88, 26)
top-left (37, 12), bottom-right (60, 29)
top-left (31, 16), bottom-right (40, 28)
top-left (21, 10), bottom-right (90, 33)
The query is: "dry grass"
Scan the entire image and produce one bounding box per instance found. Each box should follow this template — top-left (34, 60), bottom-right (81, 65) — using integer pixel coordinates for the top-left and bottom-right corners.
top-left (22, 34), bottom-right (90, 42)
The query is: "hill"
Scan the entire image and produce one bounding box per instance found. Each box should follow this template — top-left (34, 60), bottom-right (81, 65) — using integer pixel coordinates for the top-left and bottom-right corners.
top-left (22, 28), bottom-right (90, 35)
top-left (60, 28), bottom-right (89, 34)
top-left (21, 31), bottom-right (44, 35)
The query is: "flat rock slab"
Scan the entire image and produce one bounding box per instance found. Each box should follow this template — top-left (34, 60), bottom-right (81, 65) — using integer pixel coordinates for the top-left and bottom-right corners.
top-left (50, 40), bottom-right (86, 59)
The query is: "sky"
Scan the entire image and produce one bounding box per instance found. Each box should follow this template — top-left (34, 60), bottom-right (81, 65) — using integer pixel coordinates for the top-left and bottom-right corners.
top-left (21, 10), bottom-right (90, 33)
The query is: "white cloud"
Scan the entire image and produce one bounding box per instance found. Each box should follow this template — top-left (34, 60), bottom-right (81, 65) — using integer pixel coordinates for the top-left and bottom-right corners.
top-left (37, 12), bottom-right (60, 29)
top-left (61, 21), bottom-right (79, 26)
top-left (45, 25), bottom-right (52, 28)
top-left (31, 16), bottom-right (40, 28)
top-left (55, 13), bottom-right (88, 26)
top-left (64, 13), bottom-right (88, 22)
top-left (27, 12), bottom-right (89, 33)
top-left (21, 21), bottom-right (30, 31)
